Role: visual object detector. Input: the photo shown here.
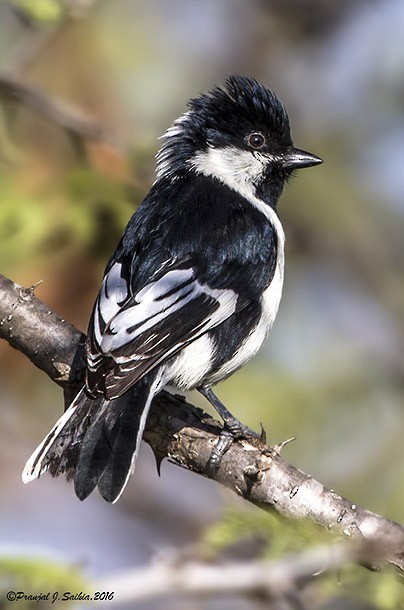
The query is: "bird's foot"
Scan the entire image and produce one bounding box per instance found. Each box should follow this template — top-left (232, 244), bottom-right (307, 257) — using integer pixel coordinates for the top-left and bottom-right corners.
top-left (198, 385), bottom-right (267, 475)
top-left (206, 418), bottom-right (265, 476)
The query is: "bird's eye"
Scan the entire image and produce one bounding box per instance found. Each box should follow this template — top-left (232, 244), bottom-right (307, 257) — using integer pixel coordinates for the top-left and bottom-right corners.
top-left (247, 132), bottom-right (266, 150)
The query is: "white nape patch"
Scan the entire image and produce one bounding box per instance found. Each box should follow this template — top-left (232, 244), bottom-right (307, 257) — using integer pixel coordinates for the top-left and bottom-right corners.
top-left (164, 333), bottom-right (215, 390)
top-left (161, 110), bottom-right (190, 140)
top-left (155, 111), bottom-right (191, 180)
top-left (100, 268), bottom-right (238, 355)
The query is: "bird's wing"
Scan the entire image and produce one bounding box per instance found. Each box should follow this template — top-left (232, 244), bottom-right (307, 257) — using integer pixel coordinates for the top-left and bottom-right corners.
top-left (86, 259), bottom-right (238, 399)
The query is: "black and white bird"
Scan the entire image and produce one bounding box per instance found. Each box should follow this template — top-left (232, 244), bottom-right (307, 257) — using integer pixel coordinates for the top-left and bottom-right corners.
top-left (22, 75), bottom-right (322, 503)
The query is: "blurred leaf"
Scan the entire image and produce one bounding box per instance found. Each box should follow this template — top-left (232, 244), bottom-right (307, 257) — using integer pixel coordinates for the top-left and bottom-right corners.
top-left (0, 186), bottom-right (51, 267)
top-left (202, 505), bottom-right (404, 609)
top-left (0, 166), bottom-right (134, 273)
top-left (9, 0), bottom-right (64, 24)
top-left (0, 554), bottom-right (89, 609)
top-left (372, 570), bottom-right (404, 609)
top-left (201, 504), bottom-right (326, 559)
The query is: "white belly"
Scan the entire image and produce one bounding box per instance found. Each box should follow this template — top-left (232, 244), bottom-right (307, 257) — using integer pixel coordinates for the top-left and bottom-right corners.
top-left (164, 333), bottom-right (215, 390)
top-left (206, 251), bottom-right (284, 385)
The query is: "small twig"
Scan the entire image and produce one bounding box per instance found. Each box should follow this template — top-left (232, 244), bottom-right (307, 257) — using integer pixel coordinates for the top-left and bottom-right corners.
top-left (96, 541), bottom-right (376, 606)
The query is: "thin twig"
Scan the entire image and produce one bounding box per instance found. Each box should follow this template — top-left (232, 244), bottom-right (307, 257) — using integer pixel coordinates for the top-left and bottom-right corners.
top-left (96, 541), bottom-right (375, 605)
top-left (0, 74), bottom-right (110, 143)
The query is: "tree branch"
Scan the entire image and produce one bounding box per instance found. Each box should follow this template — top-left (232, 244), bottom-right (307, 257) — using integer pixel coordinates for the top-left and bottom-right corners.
top-left (1, 272), bottom-right (404, 574)
top-left (0, 74), bottom-right (110, 143)
top-left (0, 0), bottom-right (108, 147)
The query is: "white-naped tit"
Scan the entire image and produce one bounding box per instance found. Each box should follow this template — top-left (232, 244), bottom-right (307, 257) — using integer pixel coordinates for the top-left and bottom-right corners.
top-left (22, 75), bottom-right (322, 503)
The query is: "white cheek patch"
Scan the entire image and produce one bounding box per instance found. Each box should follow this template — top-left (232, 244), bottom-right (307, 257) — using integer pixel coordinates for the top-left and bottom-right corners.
top-left (190, 146), bottom-right (270, 201)
top-left (189, 145), bottom-right (285, 246)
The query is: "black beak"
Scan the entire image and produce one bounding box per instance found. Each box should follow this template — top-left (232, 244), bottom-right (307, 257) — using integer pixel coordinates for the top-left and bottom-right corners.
top-left (282, 148), bottom-right (323, 170)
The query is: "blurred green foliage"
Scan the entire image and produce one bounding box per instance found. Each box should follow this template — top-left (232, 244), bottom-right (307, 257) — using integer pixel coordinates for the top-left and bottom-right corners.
top-left (0, 167), bottom-right (133, 272)
top-left (0, 555), bottom-right (89, 609)
top-left (202, 505), bottom-right (404, 609)
top-left (8, 0), bottom-right (64, 25)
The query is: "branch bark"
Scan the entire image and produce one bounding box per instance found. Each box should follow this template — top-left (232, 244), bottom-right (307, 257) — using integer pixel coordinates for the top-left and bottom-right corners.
top-left (1, 272), bottom-right (404, 574)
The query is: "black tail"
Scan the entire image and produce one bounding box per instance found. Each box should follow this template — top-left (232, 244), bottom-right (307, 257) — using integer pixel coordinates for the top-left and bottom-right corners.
top-left (23, 373), bottom-right (161, 503)
top-left (74, 378), bottom-right (155, 502)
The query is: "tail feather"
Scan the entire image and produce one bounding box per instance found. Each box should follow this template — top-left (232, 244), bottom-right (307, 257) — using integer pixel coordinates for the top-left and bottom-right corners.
top-left (72, 399), bottom-right (114, 500)
top-left (22, 387), bottom-right (96, 483)
top-left (75, 372), bottom-right (162, 503)
top-left (97, 400), bottom-right (143, 502)
top-left (22, 371), bottom-right (163, 503)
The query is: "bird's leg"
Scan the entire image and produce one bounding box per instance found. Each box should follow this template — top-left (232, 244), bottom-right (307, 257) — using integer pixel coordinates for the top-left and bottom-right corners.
top-left (198, 386), bottom-right (259, 472)
top-left (199, 386), bottom-right (257, 436)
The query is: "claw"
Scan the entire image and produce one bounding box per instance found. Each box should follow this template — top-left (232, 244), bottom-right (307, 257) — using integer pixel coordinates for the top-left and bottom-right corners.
top-left (206, 421), bottom-right (263, 476)
top-left (205, 429), bottom-right (233, 475)
top-left (150, 446), bottom-right (165, 476)
top-left (259, 422), bottom-right (267, 444)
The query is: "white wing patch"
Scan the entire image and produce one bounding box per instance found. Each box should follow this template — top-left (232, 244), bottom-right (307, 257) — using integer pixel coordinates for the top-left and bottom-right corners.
top-left (105, 261), bottom-right (128, 303)
top-left (93, 265), bottom-right (238, 362)
top-left (93, 262), bottom-right (129, 347)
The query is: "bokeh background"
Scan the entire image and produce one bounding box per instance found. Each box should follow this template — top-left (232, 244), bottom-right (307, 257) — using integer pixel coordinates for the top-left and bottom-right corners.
top-left (0, 0), bottom-right (404, 608)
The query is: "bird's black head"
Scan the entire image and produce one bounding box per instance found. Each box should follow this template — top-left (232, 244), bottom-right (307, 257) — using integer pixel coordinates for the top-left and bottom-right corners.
top-left (156, 75), bottom-right (322, 208)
